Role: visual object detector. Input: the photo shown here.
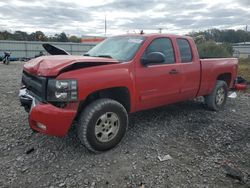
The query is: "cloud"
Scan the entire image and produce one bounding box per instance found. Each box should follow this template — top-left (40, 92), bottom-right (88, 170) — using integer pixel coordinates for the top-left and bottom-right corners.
top-left (237, 0), bottom-right (250, 7)
top-left (0, 1), bottom-right (90, 26)
top-left (0, 0), bottom-right (249, 36)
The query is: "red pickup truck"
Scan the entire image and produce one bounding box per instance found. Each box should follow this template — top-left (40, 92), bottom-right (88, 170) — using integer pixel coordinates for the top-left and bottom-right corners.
top-left (19, 34), bottom-right (238, 152)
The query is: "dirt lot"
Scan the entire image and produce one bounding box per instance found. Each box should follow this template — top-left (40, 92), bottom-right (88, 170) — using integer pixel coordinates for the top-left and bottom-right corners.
top-left (0, 61), bottom-right (249, 188)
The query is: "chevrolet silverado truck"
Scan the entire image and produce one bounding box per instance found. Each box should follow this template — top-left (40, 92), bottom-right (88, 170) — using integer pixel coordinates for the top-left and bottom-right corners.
top-left (19, 34), bottom-right (238, 152)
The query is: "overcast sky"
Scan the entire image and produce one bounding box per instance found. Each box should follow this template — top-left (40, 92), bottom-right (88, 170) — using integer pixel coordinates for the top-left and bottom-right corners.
top-left (0, 0), bottom-right (249, 36)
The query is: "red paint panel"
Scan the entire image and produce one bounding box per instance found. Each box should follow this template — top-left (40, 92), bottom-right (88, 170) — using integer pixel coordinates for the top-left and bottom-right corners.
top-left (29, 103), bottom-right (77, 136)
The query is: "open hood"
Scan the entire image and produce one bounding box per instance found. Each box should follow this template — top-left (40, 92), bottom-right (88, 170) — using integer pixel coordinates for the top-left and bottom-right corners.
top-left (23, 55), bottom-right (119, 76)
top-left (42, 43), bottom-right (70, 55)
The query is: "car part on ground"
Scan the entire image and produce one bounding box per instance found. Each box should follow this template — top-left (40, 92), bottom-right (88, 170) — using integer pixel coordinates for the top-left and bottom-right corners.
top-left (235, 76), bottom-right (248, 91)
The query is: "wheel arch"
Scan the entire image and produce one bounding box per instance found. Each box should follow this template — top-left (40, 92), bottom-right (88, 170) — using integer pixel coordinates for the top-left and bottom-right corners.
top-left (217, 73), bottom-right (232, 87)
top-left (77, 86), bottom-right (131, 116)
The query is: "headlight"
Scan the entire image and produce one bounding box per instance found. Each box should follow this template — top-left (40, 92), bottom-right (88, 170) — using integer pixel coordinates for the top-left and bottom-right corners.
top-left (47, 79), bottom-right (78, 102)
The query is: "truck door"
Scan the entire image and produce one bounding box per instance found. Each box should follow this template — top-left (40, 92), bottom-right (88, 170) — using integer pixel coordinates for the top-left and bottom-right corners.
top-left (135, 37), bottom-right (182, 111)
top-left (176, 38), bottom-right (200, 99)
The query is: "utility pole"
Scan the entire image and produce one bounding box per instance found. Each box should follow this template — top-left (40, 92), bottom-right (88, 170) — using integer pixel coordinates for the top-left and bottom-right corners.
top-left (245, 25), bottom-right (248, 44)
top-left (104, 15), bottom-right (107, 37)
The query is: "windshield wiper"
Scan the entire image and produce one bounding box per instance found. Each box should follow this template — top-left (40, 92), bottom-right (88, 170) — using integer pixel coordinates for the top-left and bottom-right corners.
top-left (96, 55), bottom-right (113, 59)
top-left (84, 54), bottom-right (112, 58)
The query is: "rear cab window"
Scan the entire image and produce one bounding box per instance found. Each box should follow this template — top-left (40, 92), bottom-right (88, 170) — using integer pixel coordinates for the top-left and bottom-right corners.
top-left (177, 38), bottom-right (193, 63)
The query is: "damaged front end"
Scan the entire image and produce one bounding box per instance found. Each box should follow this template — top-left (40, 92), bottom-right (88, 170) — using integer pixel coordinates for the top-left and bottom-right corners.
top-left (19, 71), bottom-right (78, 136)
top-left (19, 88), bottom-right (39, 113)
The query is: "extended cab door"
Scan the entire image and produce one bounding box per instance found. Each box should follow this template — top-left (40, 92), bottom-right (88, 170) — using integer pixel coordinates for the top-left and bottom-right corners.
top-left (176, 38), bottom-right (200, 99)
top-left (135, 37), bottom-right (182, 111)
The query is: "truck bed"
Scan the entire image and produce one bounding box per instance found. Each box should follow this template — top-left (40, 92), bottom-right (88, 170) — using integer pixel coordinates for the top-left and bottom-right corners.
top-left (198, 58), bottom-right (238, 96)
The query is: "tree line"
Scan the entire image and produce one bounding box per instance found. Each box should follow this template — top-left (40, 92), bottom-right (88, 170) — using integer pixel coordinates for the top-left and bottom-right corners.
top-left (1, 28), bottom-right (249, 43)
top-left (0, 30), bottom-right (81, 43)
top-left (189, 29), bottom-right (250, 58)
top-left (189, 28), bottom-right (250, 43)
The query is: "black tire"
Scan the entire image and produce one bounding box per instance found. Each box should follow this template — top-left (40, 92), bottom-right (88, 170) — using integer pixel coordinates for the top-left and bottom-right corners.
top-left (77, 98), bottom-right (128, 153)
top-left (205, 80), bottom-right (228, 111)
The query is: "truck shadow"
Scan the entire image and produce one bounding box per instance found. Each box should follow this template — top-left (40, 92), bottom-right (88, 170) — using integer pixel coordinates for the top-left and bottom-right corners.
top-left (129, 100), bottom-right (208, 130)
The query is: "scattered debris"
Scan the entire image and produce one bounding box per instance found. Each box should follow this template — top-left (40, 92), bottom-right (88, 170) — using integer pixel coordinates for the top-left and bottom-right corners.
top-left (158, 154), bottom-right (173, 162)
top-left (228, 92), bottom-right (237, 98)
top-left (58, 182), bottom-right (66, 187)
top-left (90, 182), bottom-right (96, 188)
top-left (84, 179), bottom-right (89, 185)
top-left (235, 76), bottom-right (248, 91)
top-left (6, 91), bottom-right (14, 94)
top-left (21, 167), bottom-right (29, 173)
top-left (139, 183), bottom-right (145, 188)
top-left (235, 84), bottom-right (248, 91)
top-left (16, 156), bottom-right (24, 162)
top-left (222, 163), bottom-right (245, 183)
top-left (26, 147), bottom-right (35, 154)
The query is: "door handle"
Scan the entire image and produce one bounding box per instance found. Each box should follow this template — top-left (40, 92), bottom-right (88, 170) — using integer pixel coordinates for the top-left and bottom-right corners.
top-left (169, 69), bottom-right (179, 75)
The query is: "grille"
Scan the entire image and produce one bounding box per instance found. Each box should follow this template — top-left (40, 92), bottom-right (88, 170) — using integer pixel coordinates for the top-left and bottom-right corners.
top-left (22, 71), bottom-right (47, 101)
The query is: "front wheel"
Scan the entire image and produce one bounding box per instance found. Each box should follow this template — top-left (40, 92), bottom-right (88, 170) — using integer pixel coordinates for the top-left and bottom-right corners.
top-left (205, 80), bottom-right (228, 111)
top-left (77, 98), bottom-right (128, 153)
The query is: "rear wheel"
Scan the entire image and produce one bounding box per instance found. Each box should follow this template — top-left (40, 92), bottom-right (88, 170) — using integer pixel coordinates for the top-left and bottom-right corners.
top-left (77, 98), bottom-right (128, 153)
top-left (205, 80), bottom-right (228, 111)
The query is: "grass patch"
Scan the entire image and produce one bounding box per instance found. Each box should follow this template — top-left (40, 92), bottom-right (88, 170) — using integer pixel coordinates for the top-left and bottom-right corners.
top-left (238, 58), bottom-right (250, 93)
top-left (238, 58), bottom-right (250, 81)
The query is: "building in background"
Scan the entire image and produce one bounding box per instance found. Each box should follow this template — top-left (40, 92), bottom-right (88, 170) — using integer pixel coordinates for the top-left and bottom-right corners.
top-left (81, 36), bottom-right (106, 44)
top-left (232, 42), bottom-right (250, 58)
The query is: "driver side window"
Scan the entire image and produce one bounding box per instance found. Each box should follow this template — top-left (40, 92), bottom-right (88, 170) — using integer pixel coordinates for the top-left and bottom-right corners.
top-left (144, 38), bottom-right (175, 64)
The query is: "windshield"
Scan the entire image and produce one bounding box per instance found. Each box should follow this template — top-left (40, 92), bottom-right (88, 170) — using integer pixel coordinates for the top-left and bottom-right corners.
top-left (85, 36), bottom-right (145, 62)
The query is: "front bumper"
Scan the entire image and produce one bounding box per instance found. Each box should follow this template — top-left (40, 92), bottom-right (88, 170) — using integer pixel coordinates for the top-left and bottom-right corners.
top-left (19, 89), bottom-right (77, 136)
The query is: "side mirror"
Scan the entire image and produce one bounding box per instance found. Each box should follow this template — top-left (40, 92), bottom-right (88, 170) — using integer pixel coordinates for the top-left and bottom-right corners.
top-left (141, 52), bottom-right (166, 65)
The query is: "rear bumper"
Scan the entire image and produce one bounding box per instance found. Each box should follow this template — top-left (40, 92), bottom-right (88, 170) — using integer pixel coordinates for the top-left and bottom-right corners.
top-left (19, 89), bottom-right (77, 136)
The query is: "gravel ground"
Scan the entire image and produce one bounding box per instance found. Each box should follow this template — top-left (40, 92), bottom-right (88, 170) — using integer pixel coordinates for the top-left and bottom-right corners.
top-left (0, 61), bottom-right (249, 188)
